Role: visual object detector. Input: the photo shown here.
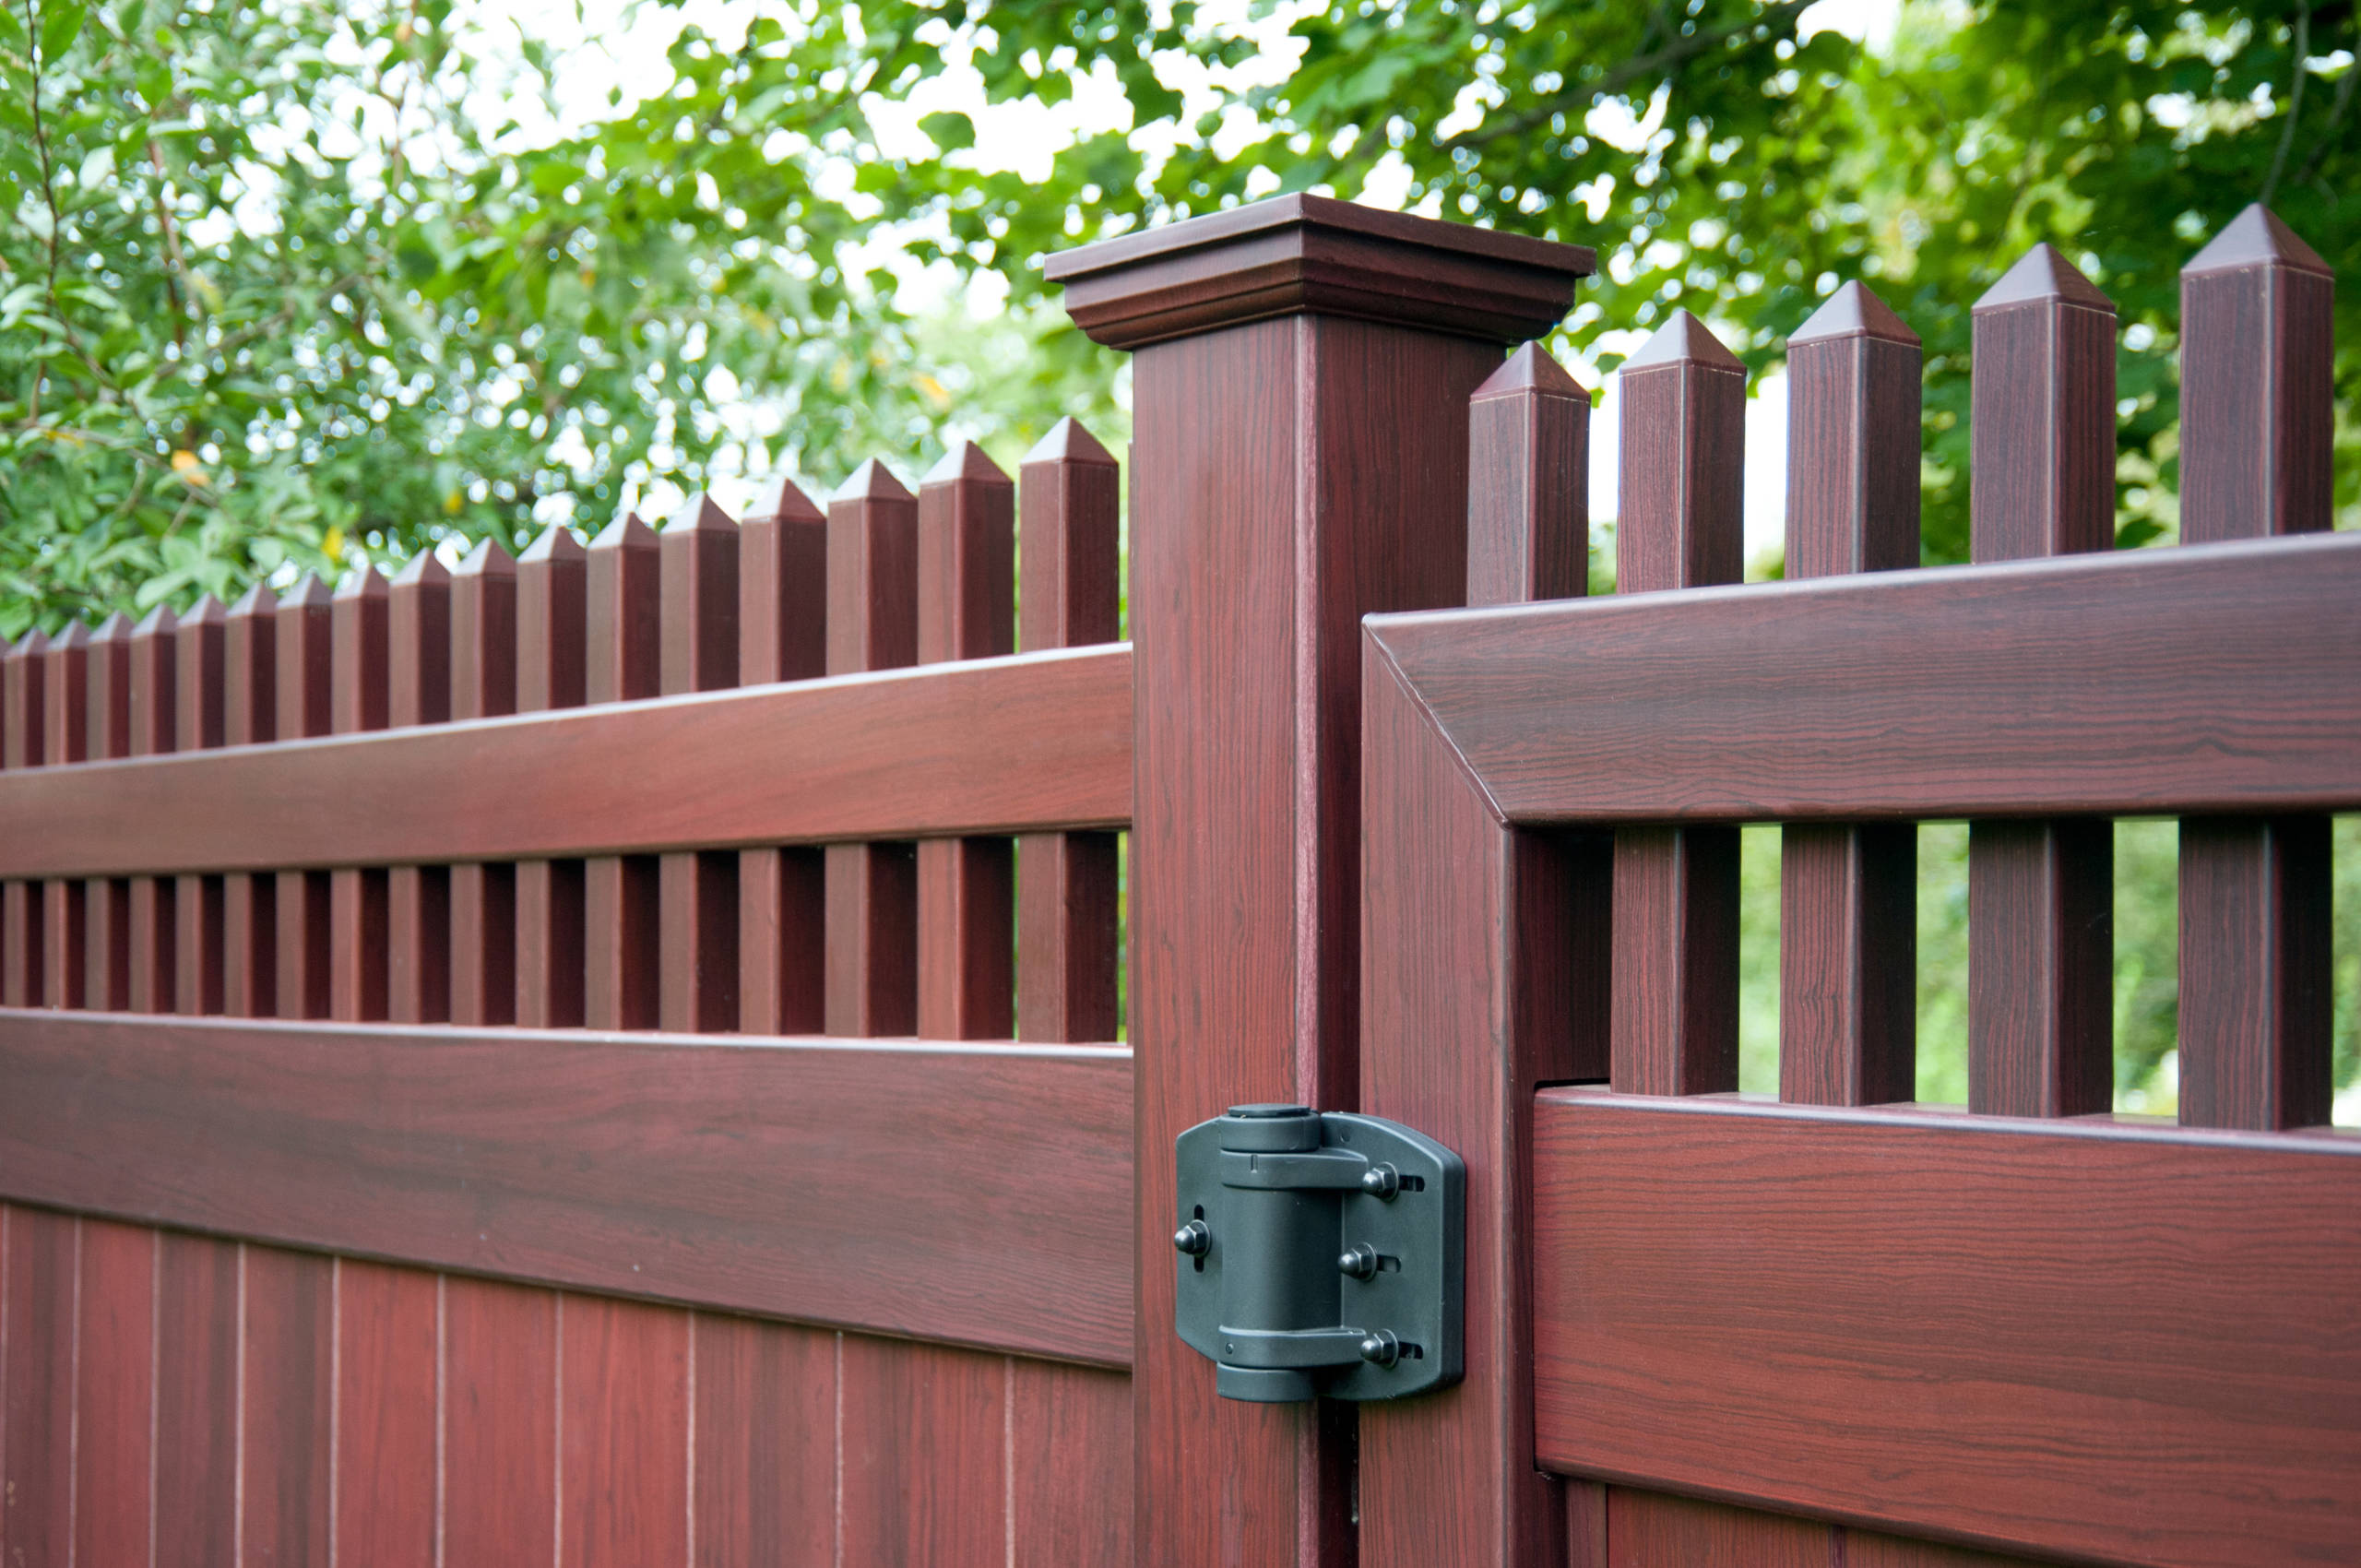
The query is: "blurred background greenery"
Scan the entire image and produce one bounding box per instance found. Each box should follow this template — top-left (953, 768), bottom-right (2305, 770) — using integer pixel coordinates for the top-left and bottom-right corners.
top-left (4, 0), bottom-right (2356, 1112)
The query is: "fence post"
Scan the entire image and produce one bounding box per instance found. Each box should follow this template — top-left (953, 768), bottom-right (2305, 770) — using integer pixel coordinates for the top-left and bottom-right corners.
top-left (1050, 196), bottom-right (1591, 1567)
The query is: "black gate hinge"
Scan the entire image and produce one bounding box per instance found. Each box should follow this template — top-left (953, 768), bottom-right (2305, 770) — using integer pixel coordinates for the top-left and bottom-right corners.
top-left (1172, 1104), bottom-right (1465, 1403)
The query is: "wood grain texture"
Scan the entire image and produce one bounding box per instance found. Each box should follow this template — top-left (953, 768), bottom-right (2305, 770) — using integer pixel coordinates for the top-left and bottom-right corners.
top-left (329, 569), bottom-right (389, 1023)
top-left (2, 1206), bottom-right (75, 1566)
top-left (0, 644), bottom-right (1133, 881)
top-left (1532, 1088), bottom-right (2361, 1566)
top-left (1610, 312), bottom-right (1744, 1099)
top-left (154, 1229), bottom-right (238, 1568)
top-left (443, 1276), bottom-right (559, 1565)
top-left (917, 444), bottom-right (1016, 1040)
top-left (85, 617), bottom-right (133, 1012)
top-left (333, 1259), bottom-right (437, 1568)
top-left (2177, 208), bottom-right (2335, 1134)
top-left (1008, 1360), bottom-right (1133, 1568)
top-left (1049, 191), bottom-right (1593, 350)
top-left (0, 1010), bottom-right (1133, 1363)
top-left (692, 1314), bottom-right (835, 1568)
top-left (224, 590), bottom-right (277, 1018)
top-left (1467, 343), bottom-right (1590, 607)
top-left (1016, 422), bottom-right (1121, 1043)
top-left (240, 1245), bottom-right (332, 1566)
top-left (736, 481), bottom-right (826, 1038)
top-left (387, 554), bottom-right (453, 1027)
top-left (1781, 284), bottom-right (1919, 1108)
top-left (1360, 647), bottom-right (1578, 1568)
top-left (1128, 308), bottom-right (1516, 1568)
top-left (452, 539), bottom-right (520, 1030)
top-left (560, 1295), bottom-right (688, 1568)
top-left (1360, 531), bottom-right (2361, 823)
top-left (1605, 1490), bottom-right (1833, 1568)
top-left (1967, 246), bottom-right (2116, 1119)
top-left (74, 1218), bottom-right (155, 1568)
top-left (6, 632), bottom-right (50, 1009)
top-left (518, 527), bottom-right (589, 1030)
top-left (838, 1336), bottom-right (1004, 1568)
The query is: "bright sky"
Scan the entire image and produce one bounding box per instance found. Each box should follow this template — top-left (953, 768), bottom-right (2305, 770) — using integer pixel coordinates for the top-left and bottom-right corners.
top-left (458, 0), bottom-right (1904, 561)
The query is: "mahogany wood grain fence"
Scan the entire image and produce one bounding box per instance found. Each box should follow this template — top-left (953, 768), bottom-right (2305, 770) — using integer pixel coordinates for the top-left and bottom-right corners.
top-left (2, 188), bottom-right (2354, 1568)
top-left (1359, 204), bottom-right (2358, 1568)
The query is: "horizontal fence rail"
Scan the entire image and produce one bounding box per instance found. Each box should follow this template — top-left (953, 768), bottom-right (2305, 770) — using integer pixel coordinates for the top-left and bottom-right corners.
top-left (0, 644), bottom-right (1131, 880)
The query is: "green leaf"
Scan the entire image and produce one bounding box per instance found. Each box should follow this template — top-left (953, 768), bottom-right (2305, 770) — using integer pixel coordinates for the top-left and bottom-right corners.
top-left (918, 111), bottom-right (975, 153)
top-left (38, 0), bottom-right (86, 62)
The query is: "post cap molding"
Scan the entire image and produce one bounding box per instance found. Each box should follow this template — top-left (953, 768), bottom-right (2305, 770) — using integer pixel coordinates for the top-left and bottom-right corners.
top-left (1048, 193), bottom-right (1596, 350)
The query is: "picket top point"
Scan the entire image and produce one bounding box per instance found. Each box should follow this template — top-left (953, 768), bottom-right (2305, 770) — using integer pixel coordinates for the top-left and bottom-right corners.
top-left (1473, 339), bottom-right (1588, 400)
top-left (1789, 279), bottom-right (1919, 347)
top-left (1621, 308), bottom-right (1744, 374)
top-left (92, 609), bottom-right (136, 642)
top-left (228, 582), bottom-right (278, 619)
top-left (455, 535), bottom-right (518, 577)
top-left (333, 563), bottom-right (389, 603)
top-left (181, 592), bottom-right (228, 627)
top-left (832, 457), bottom-right (913, 505)
top-left (2186, 201), bottom-right (2331, 278)
top-left (1023, 416), bottom-right (1116, 468)
top-left (665, 493), bottom-right (737, 534)
top-left (51, 619), bottom-right (90, 650)
top-left (921, 438), bottom-right (1011, 489)
top-left (391, 549), bottom-right (449, 589)
top-left (520, 523), bottom-right (587, 564)
top-left (1975, 243), bottom-right (2114, 315)
top-left (589, 510), bottom-right (658, 552)
top-left (744, 473), bottom-right (824, 525)
top-left (132, 601), bottom-right (178, 636)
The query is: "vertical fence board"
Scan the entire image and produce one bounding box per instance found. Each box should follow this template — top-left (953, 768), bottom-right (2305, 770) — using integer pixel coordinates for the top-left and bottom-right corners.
top-left (330, 569), bottom-right (390, 1022)
top-left (559, 1296), bottom-right (690, 1568)
top-left (444, 1277), bottom-right (559, 1565)
top-left (128, 608), bottom-right (177, 1012)
top-left (2, 1208), bottom-right (75, 1565)
top-left (838, 1335), bottom-right (1005, 1568)
top-left (275, 579), bottom-right (335, 1020)
top-left (451, 538), bottom-right (520, 1028)
top-left (85, 613), bottom-right (134, 1011)
top-left (825, 462), bottom-right (919, 1037)
top-left (240, 1245), bottom-right (332, 1567)
top-left (737, 479), bottom-right (827, 1037)
top-left (173, 597), bottom-right (228, 1017)
top-left (334, 1261), bottom-right (438, 1567)
top-left (692, 1314), bottom-right (836, 1568)
top-left (154, 1230), bottom-right (238, 1568)
top-left (2177, 205), bottom-right (2336, 1131)
top-left (3, 633), bottom-right (47, 1006)
top-left (1610, 314), bottom-right (1743, 1096)
top-left (1780, 282), bottom-right (1921, 1107)
top-left (1008, 1360), bottom-right (1132, 1568)
top-left (517, 525), bottom-right (589, 1028)
top-left (42, 624), bottom-right (90, 1008)
top-left (1016, 421), bottom-right (1122, 1043)
top-left (1468, 343), bottom-right (1590, 607)
top-left (659, 495), bottom-right (742, 1034)
top-left (1966, 245), bottom-right (2117, 1117)
top-left (586, 515), bottom-right (661, 1030)
top-left (74, 1219), bottom-right (155, 1568)
top-left (388, 553), bottom-right (453, 1026)
top-left (223, 587), bottom-right (278, 1019)
top-left (918, 443), bottom-right (1015, 1039)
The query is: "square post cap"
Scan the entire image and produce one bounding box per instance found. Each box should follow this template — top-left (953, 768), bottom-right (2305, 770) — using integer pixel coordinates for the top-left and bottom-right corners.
top-left (1047, 193), bottom-right (1596, 351)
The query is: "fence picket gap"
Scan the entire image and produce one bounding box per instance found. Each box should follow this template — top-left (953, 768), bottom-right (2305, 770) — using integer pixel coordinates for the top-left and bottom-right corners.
top-left (1966, 244), bottom-right (2118, 1117)
top-left (517, 526), bottom-right (588, 1028)
top-left (1016, 420), bottom-right (1121, 1043)
top-left (1779, 281), bottom-right (1920, 1106)
top-left (223, 586), bottom-right (278, 1017)
top-left (1610, 312), bottom-right (1743, 1097)
top-left (2177, 204), bottom-right (2336, 1130)
top-left (585, 512), bottom-right (661, 1029)
top-left (659, 494), bottom-right (742, 1034)
top-left (825, 459), bottom-right (919, 1038)
top-left (86, 612), bottom-right (134, 1011)
top-left (737, 478), bottom-right (826, 1037)
top-left (274, 578), bottom-right (334, 1020)
top-left (918, 441), bottom-right (1016, 1041)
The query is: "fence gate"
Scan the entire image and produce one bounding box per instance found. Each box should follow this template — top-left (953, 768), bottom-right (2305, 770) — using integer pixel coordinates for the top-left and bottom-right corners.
top-left (1, 192), bottom-right (2355, 1568)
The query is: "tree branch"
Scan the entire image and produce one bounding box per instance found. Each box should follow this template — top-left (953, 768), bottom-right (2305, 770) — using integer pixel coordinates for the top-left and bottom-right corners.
top-left (2261, 1), bottom-right (2314, 209)
top-left (1439, 0), bottom-right (1817, 155)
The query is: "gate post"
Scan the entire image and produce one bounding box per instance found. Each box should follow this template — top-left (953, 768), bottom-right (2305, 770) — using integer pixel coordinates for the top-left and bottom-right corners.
top-left (1051, 197), bottom-right (1590, 1565)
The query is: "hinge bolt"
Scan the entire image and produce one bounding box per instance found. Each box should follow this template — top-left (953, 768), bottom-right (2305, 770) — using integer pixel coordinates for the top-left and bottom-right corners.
top-left (1173, 1219), bottom-right (1211, 1257)
top-left (1358, 1330), bottom-right (1400, 1367)
top-left (1359, 1163), bottom-right (1399, 1199)
top-left (1338, 1243), bottom-right (1381, 1280)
